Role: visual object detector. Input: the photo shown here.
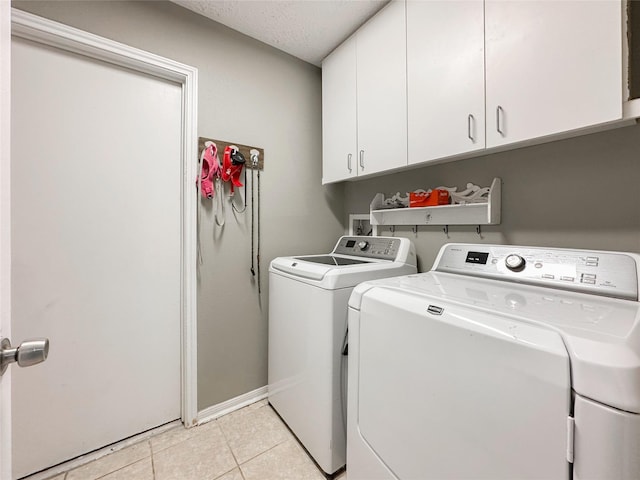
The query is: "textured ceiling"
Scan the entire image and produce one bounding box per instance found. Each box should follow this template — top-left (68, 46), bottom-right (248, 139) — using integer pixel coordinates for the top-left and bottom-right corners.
top-left (171, 0), bottom-right (390, 66)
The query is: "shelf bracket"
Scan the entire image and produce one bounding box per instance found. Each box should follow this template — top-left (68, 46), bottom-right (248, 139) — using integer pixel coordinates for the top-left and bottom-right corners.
top-left (443, 225), bottom-right (449, 236)
top-left (476, 225), bottom-right (482, 236)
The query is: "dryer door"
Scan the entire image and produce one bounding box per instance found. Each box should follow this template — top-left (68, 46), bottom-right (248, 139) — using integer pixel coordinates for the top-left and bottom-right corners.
top-left (356, 287), bottom-right (571, 479)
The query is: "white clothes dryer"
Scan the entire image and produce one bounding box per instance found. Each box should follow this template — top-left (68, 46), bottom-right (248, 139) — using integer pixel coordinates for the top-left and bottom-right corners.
top-left (347, 243), bottom-right (640, 480)
top-left (268, 236), bottom-right (416, 475)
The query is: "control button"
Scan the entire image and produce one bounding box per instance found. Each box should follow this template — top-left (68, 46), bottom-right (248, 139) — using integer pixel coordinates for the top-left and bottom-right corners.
top-left (491, 259), bottom-right (498, 264)
top-left (581, 273), bottom-right (597, 284)
top-left (560, 276), bottom-right (575, 282)
top-left (586, 256), bottom-right (599, 267)
top-left (358, 241), bottom-right (369, 251)
top-left (542, 274), bottom-right (555, 280)
top-left (534, 262), bottom-right (543, 269)
top-left (505, 254), bottom-right (526, 272)
top-left (581, 278), bottom-right (596, 285)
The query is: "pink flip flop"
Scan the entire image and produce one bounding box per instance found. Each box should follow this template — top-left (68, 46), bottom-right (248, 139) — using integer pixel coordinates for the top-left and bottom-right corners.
top-left (197, 142), bottom-right (220, 199)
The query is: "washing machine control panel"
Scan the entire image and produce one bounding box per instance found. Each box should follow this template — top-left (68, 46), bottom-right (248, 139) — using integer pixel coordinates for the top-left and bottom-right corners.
top-left (334, 236), bottom-right (402, 260)
top-left (435, 244), bottom-right (639, 300)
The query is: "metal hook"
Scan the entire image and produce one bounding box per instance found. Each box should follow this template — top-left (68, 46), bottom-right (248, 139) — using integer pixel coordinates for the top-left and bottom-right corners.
top-left (250, 148), bottom-right (259, 168)
top-left (389, 225), bottom-right (395, 234)
top-left (443, 225), bottom-right (449, 236)
top-left (476, 225), bottom-right (482, 236)
top-left (411, 225), bottom-right (418, 234)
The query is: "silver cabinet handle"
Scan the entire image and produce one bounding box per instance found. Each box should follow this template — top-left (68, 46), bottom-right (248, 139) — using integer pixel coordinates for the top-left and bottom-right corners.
top-left (468, 114), bottom-right (474, 141)
top-left (347, 153), bottom-right (352, 172)
top-left (359, 150), bottom-right (364, 170)
top-left (0, 337), bottom-right (50, 376)
top-left (496, 105), bottom-right (504, 135)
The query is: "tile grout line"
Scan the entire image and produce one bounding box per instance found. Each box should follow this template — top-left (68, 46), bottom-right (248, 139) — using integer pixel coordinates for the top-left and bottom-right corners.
top-left (236, 438), bottom-right (290, 468)
top-left (92, 456), bottom-right (152, 480)
top-left (228, 403), bottom-right (306, 470)
top-left (221, 405), bottom-right (296, 468)
top-left (149, 439), bottom-right (156, 480)
top-left (215, 417), bottom-right (242, 470)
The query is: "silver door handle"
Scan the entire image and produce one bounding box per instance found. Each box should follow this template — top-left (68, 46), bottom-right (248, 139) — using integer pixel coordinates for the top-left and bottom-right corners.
top-left (496, 105), bottom-right (504, 135)
top-left (359, 150), bottom-right (364, 170)
top-left (347, 153), bottom-right (352, 172)
top-left (468, 114), bottom-right (474, 141)
top-left (0, 337), bottom-right (49, 376)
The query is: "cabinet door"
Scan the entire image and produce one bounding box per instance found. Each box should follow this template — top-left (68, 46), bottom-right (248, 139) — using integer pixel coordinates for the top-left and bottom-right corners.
top-left (356, 0), bottom-right (407, 176)
top-left (322, 36), bottom-right (357, 184)
top-left (485, 0), bottom-right (622, 148)
top-left (407, 0), bottom-right (485, 165)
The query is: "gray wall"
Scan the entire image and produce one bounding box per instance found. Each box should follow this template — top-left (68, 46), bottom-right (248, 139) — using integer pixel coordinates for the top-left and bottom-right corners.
top-left (13, 0), bottom-right (640, 414)
top-left (12, 1), bottom-right (345, 410)
top-left (344, 123), bottom-right (640, 272)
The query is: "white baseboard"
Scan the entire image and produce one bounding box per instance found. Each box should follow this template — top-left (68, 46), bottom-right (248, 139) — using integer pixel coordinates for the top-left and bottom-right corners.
top-left (197, 386), bottom-right (268, 425)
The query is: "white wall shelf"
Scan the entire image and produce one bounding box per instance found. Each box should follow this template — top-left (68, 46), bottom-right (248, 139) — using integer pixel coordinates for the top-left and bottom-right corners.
top-left (370, 177), bottom-right (501, 228)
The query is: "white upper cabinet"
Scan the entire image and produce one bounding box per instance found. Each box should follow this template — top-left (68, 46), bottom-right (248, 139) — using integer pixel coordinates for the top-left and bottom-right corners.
top-left (407, 0), bottom-right (485, 165)
top-left (322, 0), bottom-right (407, 184)
top-left (485, 0), bottom-right (622, 147)
top-left (322, 36), bottom-right (358, 184)
top-left (356, 0), bottom-right (407, 176)
top-left (322, 0), bottom-right (626, 182)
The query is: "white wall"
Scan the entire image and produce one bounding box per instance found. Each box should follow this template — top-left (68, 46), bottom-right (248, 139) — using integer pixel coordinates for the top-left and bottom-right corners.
top-left (12, 0), bottom-right (345, 410)
top-left (343, 122), bottom-right (640, 271)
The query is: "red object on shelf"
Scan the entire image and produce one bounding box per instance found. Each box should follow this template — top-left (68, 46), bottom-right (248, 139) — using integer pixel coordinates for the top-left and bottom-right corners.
top-left (410, 189), bottom-right (450, 207)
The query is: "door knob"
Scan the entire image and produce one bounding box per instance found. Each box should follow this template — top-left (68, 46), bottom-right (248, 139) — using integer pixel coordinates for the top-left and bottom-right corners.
top-left (0, 337), bottom-right (49, 376)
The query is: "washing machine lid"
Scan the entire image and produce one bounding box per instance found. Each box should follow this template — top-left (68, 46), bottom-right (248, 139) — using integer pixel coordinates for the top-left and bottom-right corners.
top-left (269, 236), bottom-right (417, 289)
top-left (270, 254), bottom-right (415, 289)
top-left (293, 255), bottom-right (372, 266)
top-left (352, 271), bottom-right (640, 413)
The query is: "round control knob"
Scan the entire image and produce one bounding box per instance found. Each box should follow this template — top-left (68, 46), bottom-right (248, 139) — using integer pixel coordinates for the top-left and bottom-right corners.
top-left (505, 254), bottom-right (526, 272)
top-left (357, 241), bottom-right (369, 251)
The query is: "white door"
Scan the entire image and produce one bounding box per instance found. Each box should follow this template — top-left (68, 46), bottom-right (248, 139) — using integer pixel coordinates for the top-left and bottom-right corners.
top-left (11, 32), bottom-right (182, 478)
top-left (485, 0), bottom-right (622, 147)
top-left (407, 0), bottom-right (485, 165)
top-left (356, 0), bottom-right (407, 176)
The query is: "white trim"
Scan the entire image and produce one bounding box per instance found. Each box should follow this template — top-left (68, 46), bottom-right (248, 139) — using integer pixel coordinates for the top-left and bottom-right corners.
top-left (623, 99), bottom-right (640, 120)
top-left (1, 2), bottom-right (12, 479)
top-left (10, 8), bottom-right (199, 430)
top-left (197, 386), bottom-right (269, 425)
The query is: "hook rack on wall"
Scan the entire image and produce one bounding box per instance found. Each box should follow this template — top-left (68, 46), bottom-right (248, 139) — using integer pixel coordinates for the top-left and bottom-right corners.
top-left (198, 137), bottom-right (264, 170)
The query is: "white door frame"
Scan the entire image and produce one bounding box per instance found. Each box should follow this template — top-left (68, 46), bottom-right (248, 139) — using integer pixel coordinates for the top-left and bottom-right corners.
top-left (1, 2), bottom-right (14, 479)
top-left (8, 6), bottom-right (199, 452)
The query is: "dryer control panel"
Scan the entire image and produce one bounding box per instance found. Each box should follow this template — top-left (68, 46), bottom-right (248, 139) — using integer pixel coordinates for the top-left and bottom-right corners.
top-left (434, 244), bottom-right (639, 301)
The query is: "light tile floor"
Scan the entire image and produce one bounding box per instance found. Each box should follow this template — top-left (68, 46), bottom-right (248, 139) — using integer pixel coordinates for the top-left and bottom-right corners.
top-left (29, 400), bottom-right (347, 480)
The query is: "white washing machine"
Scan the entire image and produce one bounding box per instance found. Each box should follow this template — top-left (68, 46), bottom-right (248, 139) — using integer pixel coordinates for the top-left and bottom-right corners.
top-left (347, 243), bottom-right (640, 480)
top-left (268, 236), bottom-right (416, 475)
